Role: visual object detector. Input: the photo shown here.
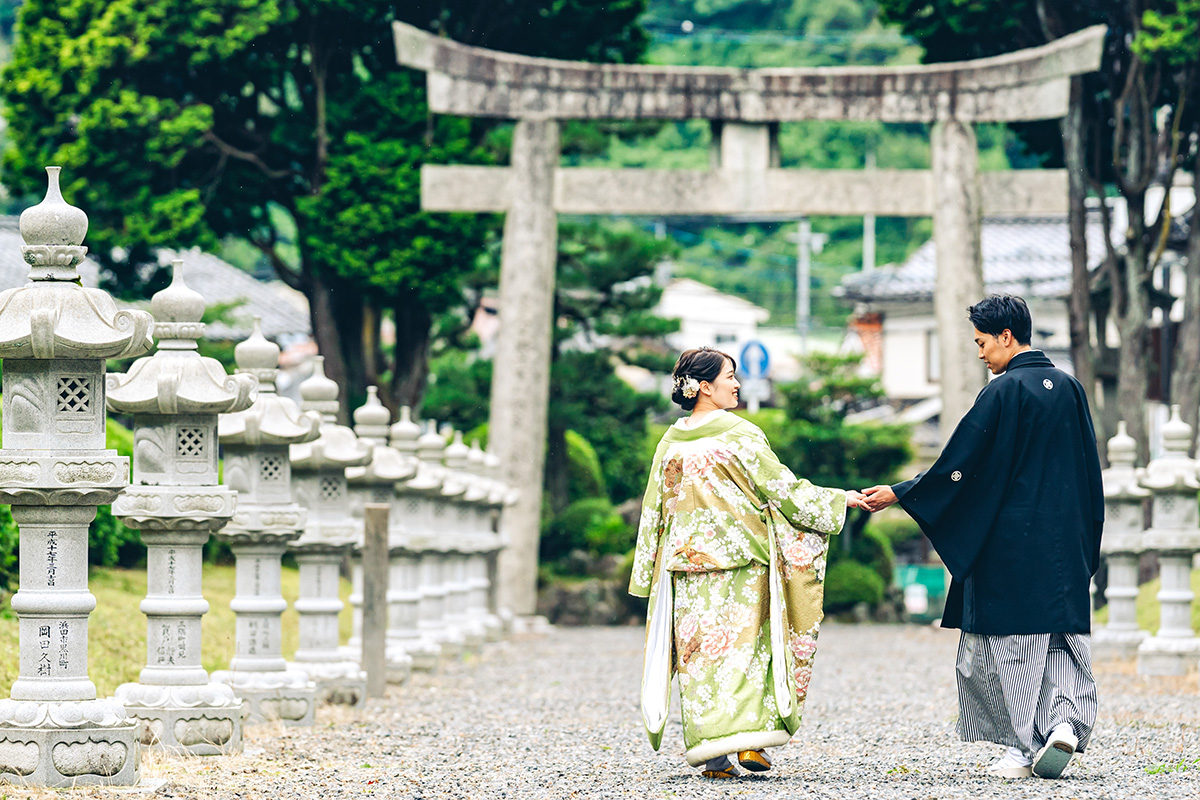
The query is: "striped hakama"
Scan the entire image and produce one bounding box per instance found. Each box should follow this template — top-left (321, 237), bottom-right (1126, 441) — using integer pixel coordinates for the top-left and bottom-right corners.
top-left (955, 632), bottom-right (1098, 756)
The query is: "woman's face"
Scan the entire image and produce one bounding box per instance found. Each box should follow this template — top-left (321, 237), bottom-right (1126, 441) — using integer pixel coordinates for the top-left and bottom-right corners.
top-left (701, 358), bottom-right (740, 409)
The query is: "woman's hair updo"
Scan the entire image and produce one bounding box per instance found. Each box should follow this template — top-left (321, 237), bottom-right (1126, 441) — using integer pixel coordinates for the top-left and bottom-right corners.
top-left (671, 347), bottom-right (736, 411)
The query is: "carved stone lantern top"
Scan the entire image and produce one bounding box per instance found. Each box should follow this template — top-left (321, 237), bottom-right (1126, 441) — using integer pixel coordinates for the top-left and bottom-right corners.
top-left (290, 357), bottom-right (373, 471)
top-left (406, 420), bottom-right (447, 494)
top-left (0, 167), bottom-right (153, 361)
top-left (348, 388), bottom-right (417, 485)
top-left (463, 441), bottom-right (490, 504)
top-left (1140, 405), bottom-right (1200, 494)
top-left (219, 318), bottom-right (321, 447)
top-left (440, 430), bottom-right (470, 499)
top-left (1102, 421), bottom-right (1150, 501)
top-left (388, 406), bottom-right (422, 455)
top-left (107, 261), bottom-right (258, 416)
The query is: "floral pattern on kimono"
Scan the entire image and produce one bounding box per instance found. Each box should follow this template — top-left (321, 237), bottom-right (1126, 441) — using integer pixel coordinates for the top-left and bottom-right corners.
top-left (630, 411), bottom-right (846, 759)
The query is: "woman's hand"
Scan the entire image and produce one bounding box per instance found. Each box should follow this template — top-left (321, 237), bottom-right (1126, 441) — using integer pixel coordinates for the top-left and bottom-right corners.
top-left (845, 489), bottom-right (869, 509)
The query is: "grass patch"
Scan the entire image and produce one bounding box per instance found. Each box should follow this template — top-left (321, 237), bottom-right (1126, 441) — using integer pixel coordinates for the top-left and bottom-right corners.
top-left (1094, 568), bottom-right (1200, 634)
top-left (0, 562), bottom-right (352, 697)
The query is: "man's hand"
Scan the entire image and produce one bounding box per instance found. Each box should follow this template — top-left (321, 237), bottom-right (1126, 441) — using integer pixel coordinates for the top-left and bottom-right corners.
top-left (845, 489), bottom-right (868, 510)
top-left (860, 485), bottom-right (898, 512)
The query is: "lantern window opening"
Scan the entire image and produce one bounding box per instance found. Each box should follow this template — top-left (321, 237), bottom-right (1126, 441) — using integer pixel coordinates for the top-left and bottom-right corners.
top-left (319, 476), bottom-right (342, 503)
top-left (260, 454), bottom-right (285, 482)
top-left (56, 376), bottom-right (92, 415)
top-left (177, 427), bottom-right (206, 459)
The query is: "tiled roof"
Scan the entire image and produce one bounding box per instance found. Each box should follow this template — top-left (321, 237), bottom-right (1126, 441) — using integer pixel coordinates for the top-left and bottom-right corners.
top-left (0, 217), bottom-right (310, 340)
top-left (840, 216), bottom-right (1113, 303)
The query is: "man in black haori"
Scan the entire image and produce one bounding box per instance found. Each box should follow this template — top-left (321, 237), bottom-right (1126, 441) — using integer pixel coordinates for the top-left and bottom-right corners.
top-left (863, 294), bottom-right (1103, 780)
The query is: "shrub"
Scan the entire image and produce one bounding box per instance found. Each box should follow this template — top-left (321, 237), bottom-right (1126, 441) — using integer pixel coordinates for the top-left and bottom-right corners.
top-left (867, 515), bottom-right (923, 547)
top-left (565, 430), bottom-right (606, 504)
top-left (540, 497), bottom-right (633, 566)
top-left (0, 506), bottom-right (17, 596)
top-left (823, 560), bottom-right (885, 612)
top-left (830, 525), bottom-right (895, 589)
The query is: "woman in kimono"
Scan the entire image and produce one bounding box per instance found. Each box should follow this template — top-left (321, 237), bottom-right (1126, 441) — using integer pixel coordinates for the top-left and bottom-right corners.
top-left (630, 347), bottom-right (864, 779)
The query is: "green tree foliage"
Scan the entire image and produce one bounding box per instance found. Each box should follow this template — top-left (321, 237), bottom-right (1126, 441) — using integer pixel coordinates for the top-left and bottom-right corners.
top-left (876, 0), bottom-right (1200, 459)
top-left (2, 0), bottom-right (649, 419)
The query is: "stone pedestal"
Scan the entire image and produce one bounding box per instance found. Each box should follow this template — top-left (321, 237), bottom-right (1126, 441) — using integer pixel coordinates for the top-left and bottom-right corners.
top-left (214, 319), bottom-right (321, 725)
top-left (108, 260), bottom-right (257, 754)
top-left (466, 443), bottom-right (504, 641)
top-left (412, 424), bottom-right (465, 659)
top-left (1093, 422), bottom-right (1150, 660)
top-left (346, 390), bottom-right (418, 681)
top-left (442, 434), bottom-right (486, 651)
top-left (1137, 406), bottom-right (1200, 676)
top-left (288, 357), bottom-right (370, 706)
top-left (0, 168), bottom-right (153, 787)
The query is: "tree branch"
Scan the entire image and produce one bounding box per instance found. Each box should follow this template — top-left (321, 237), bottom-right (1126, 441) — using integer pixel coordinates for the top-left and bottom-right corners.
top-left (203, 130), bottom-right (295, 181)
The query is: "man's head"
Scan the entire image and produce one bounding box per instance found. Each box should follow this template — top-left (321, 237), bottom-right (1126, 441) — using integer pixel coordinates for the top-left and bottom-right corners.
top-left (968, 295), bottom-right (1032, 375)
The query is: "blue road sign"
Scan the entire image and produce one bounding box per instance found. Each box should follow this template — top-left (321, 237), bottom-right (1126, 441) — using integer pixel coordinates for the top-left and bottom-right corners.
top-left (739, 340), bottom-right (770, 379)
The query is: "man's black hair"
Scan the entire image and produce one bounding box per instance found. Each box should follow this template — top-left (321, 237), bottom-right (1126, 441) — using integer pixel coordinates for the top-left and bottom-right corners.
top-left (968, 295), bottom-right (1032, 345)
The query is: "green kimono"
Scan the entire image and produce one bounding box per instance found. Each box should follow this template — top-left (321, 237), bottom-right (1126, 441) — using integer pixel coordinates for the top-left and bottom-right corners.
top-left (629, 410), bottom-right (847, 766)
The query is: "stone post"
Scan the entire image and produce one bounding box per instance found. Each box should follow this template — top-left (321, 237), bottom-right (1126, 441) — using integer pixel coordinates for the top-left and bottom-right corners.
top-left (288, 357), bottom-right (371, 706)
top-left (386, 408), bottom-right (442, 671)
top-left (108, 260), bottom-right (257, 755)
top-left (490, 118), bottom-right (561, 616)
top-left (1092, 421), bottom-right (1150, 660)
top-left (346, 388), bottom-right (416, 682)
top-left (1136, 405), bottom-right (1200, 676)
top-left (212, 319), bottom-right (321, 725)
top-left (931, 118), bottom-right (987, 438)
top-left (0, 168), bottom-right (154, 787)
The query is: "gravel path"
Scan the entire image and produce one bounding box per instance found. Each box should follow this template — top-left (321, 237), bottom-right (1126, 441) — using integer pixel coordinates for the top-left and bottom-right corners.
top-left (20, 624), bottom-right (1200, 799)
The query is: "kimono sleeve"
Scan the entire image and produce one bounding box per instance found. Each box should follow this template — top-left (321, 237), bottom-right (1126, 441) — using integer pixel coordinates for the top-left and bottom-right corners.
top-left (892, 382), bottom-right (1011, 577)
top-left (739, 425), bottom-right (848, 536)
top-left (629, 441), bottom-right (668, 598)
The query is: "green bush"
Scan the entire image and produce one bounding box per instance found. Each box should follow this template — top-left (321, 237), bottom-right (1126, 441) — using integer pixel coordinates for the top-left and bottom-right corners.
top-left (867, 515), bottom-right (923, 547)
top-left (824, 560), bottom-right (885, 612)
top-left (540, 497), bottom-right (633, 565)
top-left (566, 430), bottom-right (606, 503)
top-left (0, 506), bottom-right (18, 595)
top-left (830, 525), bottom-right (894, 589)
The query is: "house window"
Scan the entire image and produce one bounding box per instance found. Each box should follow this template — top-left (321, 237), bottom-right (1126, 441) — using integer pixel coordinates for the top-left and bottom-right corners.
top-left (57, 376), bottom-right (92, 414)
top-left (177, 427), bottom-right (205, 459)
top-left (715, 332), bottom-right (737, 345)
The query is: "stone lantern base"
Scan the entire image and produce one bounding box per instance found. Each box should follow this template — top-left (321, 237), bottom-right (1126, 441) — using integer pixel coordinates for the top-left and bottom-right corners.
top-left (0, 699), bottom-right (139, 787)
top-left (1137, 637), bottom-right (1200, 677)
top-left (210, 668), bottom-right (316, 727)
top-left (1092, 628), bottom-right (1149, 662)
top-left (114, 682), bottom-right (242, 756)
top-left (299, 661), bottom-right (368, 707)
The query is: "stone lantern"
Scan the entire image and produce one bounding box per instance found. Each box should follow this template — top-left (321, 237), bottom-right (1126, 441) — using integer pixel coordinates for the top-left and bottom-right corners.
top-left (108, 260), bottom-right (257, 754)
top-left (288, 357), bottom-right (372, 706)
top-left (1092, 421), bottom-right (1150, 660)
top-left (0, 167), bottom-right (153, 786)
top-left (413, 422), bottom-right (466, 658)
top-left (345, 387), bottom-right (416, 682)
top-left (212, 319), bottom-right (321, 724)
top-left (1137, 405), bottom-right (1200, 676)
top-left (442, 432), bottom-right (486, 651)
top-left (464, 441), bottom-right (504, 642)
top-left (485, 449), bottom-right (519, 635)
top-left (387, 408), bottom-right (443, 671)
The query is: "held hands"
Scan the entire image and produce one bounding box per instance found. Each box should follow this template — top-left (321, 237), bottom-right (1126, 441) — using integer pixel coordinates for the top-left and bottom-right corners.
top-left (845, 489), bottom-right (869, 510)
top-left (859, 485), bottom-right (898, 513)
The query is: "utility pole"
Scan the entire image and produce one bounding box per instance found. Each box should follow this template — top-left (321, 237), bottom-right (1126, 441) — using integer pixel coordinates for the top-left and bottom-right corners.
top-left (796, 217), bottom-right (811, 354)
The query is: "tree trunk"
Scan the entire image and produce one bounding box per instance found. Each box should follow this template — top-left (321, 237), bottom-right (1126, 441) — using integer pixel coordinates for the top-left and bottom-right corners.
top-left (544, 422), bottom-right (570, 517)
top-left (388, 289), bottom-right (433, 413)
top-left (1172, 153), bottom-right (1200, 455)
top-left (1063, 76), bottom-right (1098, 422)
top-left (308, 268), bottom-right (366, 423)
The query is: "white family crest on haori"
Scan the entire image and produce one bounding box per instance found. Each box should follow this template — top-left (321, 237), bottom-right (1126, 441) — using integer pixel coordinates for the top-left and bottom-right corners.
top-left (951, 471), bottom-right (963, 482)
top-left (1043, 379), bottom-right (1054, 390)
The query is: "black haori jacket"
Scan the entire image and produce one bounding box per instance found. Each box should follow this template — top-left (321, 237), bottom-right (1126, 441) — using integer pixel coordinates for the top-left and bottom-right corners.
top-left (892, 350), bottom-right (1104, 635)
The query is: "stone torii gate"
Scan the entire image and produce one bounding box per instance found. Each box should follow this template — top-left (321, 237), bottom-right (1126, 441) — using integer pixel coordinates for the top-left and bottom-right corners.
top-left (393, 23), bottom-right (1106, 615)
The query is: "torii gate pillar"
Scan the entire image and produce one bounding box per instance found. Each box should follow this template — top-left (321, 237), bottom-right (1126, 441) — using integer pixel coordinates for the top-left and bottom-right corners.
top-left (491, 119), bottom-right (560, 615)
